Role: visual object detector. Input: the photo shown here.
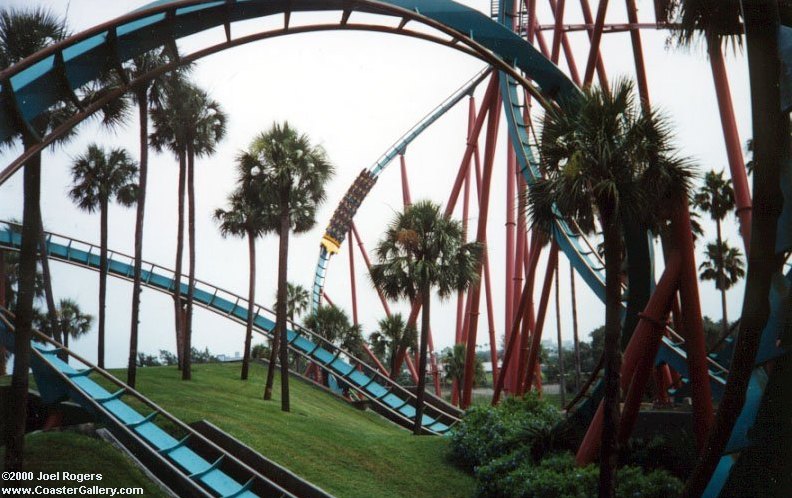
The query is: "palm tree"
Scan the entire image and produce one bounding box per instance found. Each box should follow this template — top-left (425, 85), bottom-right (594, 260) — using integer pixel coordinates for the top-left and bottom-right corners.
top-left (370, 200), bottom-right (482, 434)
top-left (368, 313), bottom-right (417, 377)
top-left (69, 144), bottom-right (138, 368)
top-left (667, 4), bottom-right (791, 495)
top-left (526, 79), bottom-right (694, 497)
top-left (122, 50), bottom-right (188, 391)
top-left (240, 122), bottom-right (334, 412)
top-left (33, 299), bottom-right (93, 351)
top-left (304, 304), bottom-right (364, 381)
top-left (693, 170), bottom-right (736, 336)
top-left (150, 79), bottom-right (190, 375)
top-left (441, 343), bottom-right (484, 402)
top-left (150, 81), bottom-right (227, 382)
top-left (285, 283), bottom-right (310, 322)
top-left (0, 6), bottom-right (69, 471)
top-left (215, 188), bottom-right (271, 381)
top-left (699, 241), bottom-right (745, 334)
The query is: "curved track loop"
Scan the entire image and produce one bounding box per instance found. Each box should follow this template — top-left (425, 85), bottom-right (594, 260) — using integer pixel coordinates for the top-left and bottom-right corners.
top-left (311, 65), bottom-right (491, 313)
top-left (0, 225), bottom-right (459, 434)
top-left (492, 3), bottom-right (788, 496)
top-left (0, 0), bottom-right (575, 187)
top-left (0, 1), bottom-right (780, 493)
top-left (0, 312), bottom-right (293, 498)
top-left (493, 1), bottom-right (727, 400)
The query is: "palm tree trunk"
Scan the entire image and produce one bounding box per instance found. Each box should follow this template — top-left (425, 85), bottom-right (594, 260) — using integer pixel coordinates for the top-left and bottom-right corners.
top-left (129, 92), bottom-right (149, 384)
top-left (36, 206), bottom-right (63, 352)
top-left (5, 140), bottom-right (41, 471)
top-left (570, 261), bottom-right (582, 391)
top-left (173, 149), bottom-right (187, 372)
top-left (277, 186), bottom-right (291, 412)
top-left (599, 214), bottom-right (623, 498)
top-left (263, 323), bottom-right (280, 400)
top-left (716, 219), bottom-right (729, 335)
top-left (183, 144), bottom-right (196, 381)
top-left (683, 2), bottom-right (787, 495)
top-left (555, 247), bottom-right (566, 406)
top-left (98, 198), bottom-right (108, 368)
top-left (414, 289), bottom-right (431, 435)
top-left (241, 229), bottom-right (256, 381)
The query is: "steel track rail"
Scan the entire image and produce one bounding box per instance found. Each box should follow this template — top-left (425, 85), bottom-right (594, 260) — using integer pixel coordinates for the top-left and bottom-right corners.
top-left (0, 224), bottom-right (460, 434)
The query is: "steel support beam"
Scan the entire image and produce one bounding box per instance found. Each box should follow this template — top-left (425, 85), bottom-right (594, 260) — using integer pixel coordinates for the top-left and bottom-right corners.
top-left (708, 42), bottom-right (752, 252)
top-left (461, 81), bottom-right (501, 408)
top-left (521, 241), bottom-right (559, 394)
top-left (576, 252), bottom-right (682, 464)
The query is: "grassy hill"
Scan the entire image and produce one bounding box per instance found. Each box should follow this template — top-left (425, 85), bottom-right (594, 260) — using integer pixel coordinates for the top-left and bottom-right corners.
top-left (118, 361), bottom-right (474, 498)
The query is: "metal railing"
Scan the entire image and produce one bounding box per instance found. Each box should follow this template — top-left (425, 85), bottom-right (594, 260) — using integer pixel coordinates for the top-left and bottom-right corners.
top-left (0, 223), bottom-right (460, 433)
top-left (0, 308), bottom-right (294, 498)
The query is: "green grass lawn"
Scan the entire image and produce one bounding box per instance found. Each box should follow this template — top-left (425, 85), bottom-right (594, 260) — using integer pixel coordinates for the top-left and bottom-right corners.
top-left (109, 362), bottom-right (474, 498)
top-left (0, 431), bottom-right (169, 497)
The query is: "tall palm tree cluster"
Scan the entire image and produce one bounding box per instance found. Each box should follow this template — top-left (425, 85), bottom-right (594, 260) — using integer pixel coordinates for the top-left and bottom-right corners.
top-left (215, 122), bottom-right (334, 412)
top-left (370, 200), bottom-right (483, 434)
top-left (0, 5), bottom-right (228, 469)
top-left (528, 79), bottom-right (695, 497)
top-left (693, 170), bottom-right (745, 339)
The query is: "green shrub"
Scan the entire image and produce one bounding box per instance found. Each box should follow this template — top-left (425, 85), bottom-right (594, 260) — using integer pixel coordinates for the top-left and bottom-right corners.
top-left (474, 452), bottom-right (683, 498)
top-left (620, 432), bottom-right (697, 480)
top-left (448, 394), bottom-right (562, 471)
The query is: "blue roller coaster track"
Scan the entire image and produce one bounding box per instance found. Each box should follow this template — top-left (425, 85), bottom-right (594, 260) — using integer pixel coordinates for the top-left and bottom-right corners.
top-left (0, 1), bottom-right (786, 495)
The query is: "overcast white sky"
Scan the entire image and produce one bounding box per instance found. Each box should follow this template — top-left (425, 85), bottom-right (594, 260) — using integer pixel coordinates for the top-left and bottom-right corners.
top-left (0, 0), bottom-right (750, 368)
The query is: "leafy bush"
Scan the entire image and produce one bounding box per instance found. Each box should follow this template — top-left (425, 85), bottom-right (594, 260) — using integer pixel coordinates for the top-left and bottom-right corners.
top-left (448, 394), bottom-right (562, 471)
top-left (620, 432), bottom-right (697, 480)
top-left (475, 452), bottom-right (682, 498)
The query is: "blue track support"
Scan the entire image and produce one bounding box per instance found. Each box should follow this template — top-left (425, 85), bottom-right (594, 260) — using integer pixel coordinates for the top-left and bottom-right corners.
top-left (0, 225), bottom-right (458, 435)
top-left (0, 316), bottom-right (293, 498)
top-left (0, 0), bottom-right (573, 155)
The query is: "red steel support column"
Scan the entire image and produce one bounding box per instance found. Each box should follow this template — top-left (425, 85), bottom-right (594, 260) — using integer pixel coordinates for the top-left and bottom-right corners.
top-left (624, 0), bottom-right (650, 110)
top-left (461, 84), bottom-right (501, 408)
top-left (672, 204), bottom-right (714, 451)
top-left (445, 74), bottom-right (498, 217)
top-left (546, 0), bottom-right (583, 85)
top-left (348, 230), bottom-right (359, 326)
top-left (470, 132), bottom-right (500, 388)
top-left (578, 0), bottom-right (609, 88)
top-left (505, 145), bottom-right (516, 358)
top-left (493, 276), bottom-right (532, 404)
top-left (708, 42), bottom-right (752, 251)
top-left (583, 0), bottom-right (610, 88)
top-left (550, 0), bottom-right (567, 64)
top-left (483, 252), bottom-right (499, 385)
top-left (514, 233), bottom-right (540, 392)
top-left (511, 183), bottom-right (529, 390)
top-left (576, 253), bottom-right (682, 464)
top-left (399, 154), bottom-right (412, 207)
top-left (522, 241), bottom-right (559, 393)
top-left (654, 365), bottom-right (673, 406)
top-left (458, 98), bottom-right (476, 343)
top-left (392, 77), bottom-right (499, 380)
top-left (351, 223), bottom-right (392, 317)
